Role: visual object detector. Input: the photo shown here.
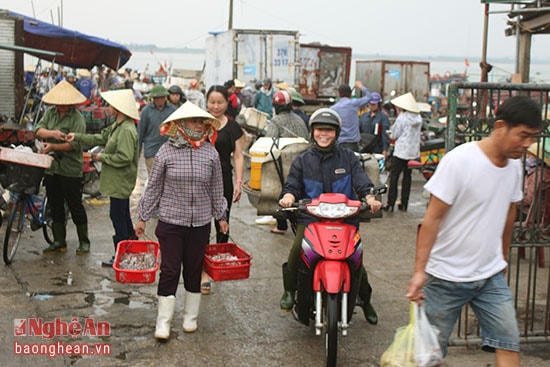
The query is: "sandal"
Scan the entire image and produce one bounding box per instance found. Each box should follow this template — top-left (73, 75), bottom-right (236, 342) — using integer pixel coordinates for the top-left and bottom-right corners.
top-left (270, 228), bottom-right (286, 235)
top-left (201, 282), bottom-right (211, 295)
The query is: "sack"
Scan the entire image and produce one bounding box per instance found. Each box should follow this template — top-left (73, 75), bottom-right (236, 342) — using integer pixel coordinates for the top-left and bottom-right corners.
top-left (360, 133), bottom-right (379, 153)
top-left (380, 302), bottom-right (443, 367)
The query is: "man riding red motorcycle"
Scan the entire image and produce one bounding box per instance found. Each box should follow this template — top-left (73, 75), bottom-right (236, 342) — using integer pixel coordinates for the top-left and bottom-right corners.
top-left (278, 108), bottom-right (382, 325)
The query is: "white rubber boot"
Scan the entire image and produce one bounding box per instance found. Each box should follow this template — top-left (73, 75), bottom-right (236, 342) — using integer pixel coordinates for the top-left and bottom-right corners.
top-left (182, 291), bottom-right (201, 333)
top-left (154, 295), bottom-right (175, 340)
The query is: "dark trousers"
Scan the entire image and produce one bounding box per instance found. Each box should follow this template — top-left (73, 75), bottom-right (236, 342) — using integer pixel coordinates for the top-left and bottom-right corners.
top-left (44, 174), bottom-right (87, 225)
top-left (388, 156), bottom-right (412, 206)
top-left (338, 142), bottom-right (361, 153)
top-left (155, 220), bottom-right (211, 296)
top-left (109, 197), bottom-right (134, 251)
top-left (215, 171), bottom-right (233, 243)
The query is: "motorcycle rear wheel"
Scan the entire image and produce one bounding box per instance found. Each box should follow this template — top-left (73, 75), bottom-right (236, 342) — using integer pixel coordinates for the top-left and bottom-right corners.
top-left (325, 293), bottom-right (338, 367)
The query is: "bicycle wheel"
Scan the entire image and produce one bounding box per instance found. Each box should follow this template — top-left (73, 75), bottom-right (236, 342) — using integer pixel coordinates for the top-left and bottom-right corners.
top-left (3, 198), bottom-right (26, 264)
top-left (41, 196), bottom-right (69, 245)
top-left (42, 196), bottom-right (54, 245)
top-left (325, 293), bottom-right (338, 367)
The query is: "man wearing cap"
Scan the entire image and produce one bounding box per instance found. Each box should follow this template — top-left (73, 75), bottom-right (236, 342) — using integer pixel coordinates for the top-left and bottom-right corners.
top-left (34, 80), bottom-right (91, 255)
top-left (185, 79), bottom-right (205, 110)
top-left (289, 89), bottom-right (309, 129)
top-left (331, 80), bottom-right (372, 153)
top-left (167, 85), bottom-right (186, 109)
top-left (138, 85), bottom-right (176, 175)
top-left (359, 92), bottom-right (391, 156)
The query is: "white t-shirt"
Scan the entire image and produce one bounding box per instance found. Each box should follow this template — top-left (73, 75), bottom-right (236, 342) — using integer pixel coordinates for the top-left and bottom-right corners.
top-left (424, 142), bottom-right (523, 282)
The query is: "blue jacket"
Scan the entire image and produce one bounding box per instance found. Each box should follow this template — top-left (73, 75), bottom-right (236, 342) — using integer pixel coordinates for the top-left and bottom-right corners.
top-left (137, 102), bottom-right (176, 158)
top-left (359, 109), bottom-right (391, 153)
top-left (331, 86), bottom-right (371, 144)
top-left (282, 146), bottom-right (374, 225)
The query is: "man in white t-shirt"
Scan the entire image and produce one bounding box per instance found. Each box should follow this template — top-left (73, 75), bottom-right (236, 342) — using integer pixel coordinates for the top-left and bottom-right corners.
top-left (406, 96), bottom-right (543, 367)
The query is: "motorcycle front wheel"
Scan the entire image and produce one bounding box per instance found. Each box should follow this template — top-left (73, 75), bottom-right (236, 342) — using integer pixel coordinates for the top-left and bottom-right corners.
top-left (325, 293), bottom-right (338, 367)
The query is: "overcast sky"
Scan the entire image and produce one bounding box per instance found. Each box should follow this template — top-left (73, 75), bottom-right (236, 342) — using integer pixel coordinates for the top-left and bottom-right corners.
top-left (4, 0), bottom-right (550, 60)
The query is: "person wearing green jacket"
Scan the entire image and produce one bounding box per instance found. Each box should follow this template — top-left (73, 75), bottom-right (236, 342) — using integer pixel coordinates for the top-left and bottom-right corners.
top-left (66, 89), bottom-right (139, 267)
top-left (35, 80), bottom-right (90, 255)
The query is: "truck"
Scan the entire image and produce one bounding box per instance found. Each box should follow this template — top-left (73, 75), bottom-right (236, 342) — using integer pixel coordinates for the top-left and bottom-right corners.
top-left (355, 60), bottom-right (430, 103)
top-left (298, 43), bottom-right (352, 104)
top-left (204, 29), bottom-right (300, 89)
top-left (204, 30), bottom-right (352, 104)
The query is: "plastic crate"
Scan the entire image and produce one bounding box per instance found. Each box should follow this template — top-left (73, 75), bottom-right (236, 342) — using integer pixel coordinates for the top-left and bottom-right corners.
top-left (113, 240), bottom-right (160, 284)
top-left (204, 243), bottom-right (252, 281)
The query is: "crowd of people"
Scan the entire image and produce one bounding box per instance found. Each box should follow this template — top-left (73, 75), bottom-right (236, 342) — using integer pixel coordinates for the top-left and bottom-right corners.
top-left (26, 69), bottom-right (547, 367)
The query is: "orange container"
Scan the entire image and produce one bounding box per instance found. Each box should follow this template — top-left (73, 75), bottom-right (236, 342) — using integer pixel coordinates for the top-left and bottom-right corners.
top-left (204, 243), bottom-right (252, 281)
top-left (113, 240), bottom-right (160, 284)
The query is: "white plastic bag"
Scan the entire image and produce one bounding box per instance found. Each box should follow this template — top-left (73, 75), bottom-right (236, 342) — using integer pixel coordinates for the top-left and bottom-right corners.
top-left (413, 303), bottom-right (443, 367)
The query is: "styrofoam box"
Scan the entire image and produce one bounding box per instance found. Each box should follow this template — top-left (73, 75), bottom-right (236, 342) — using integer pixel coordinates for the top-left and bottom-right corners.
top-left (0, 148), bottom-right (53, 169)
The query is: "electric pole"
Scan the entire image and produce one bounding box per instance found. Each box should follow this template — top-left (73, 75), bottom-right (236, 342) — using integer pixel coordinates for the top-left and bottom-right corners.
top-left (228, 0), bottom-right (233, 30)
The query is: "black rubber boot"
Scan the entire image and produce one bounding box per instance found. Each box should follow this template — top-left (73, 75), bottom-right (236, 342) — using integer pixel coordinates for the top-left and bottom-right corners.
top-left (280, 262), bottom-right (297, 310)
top-left (358, 266), bottom-right (378, 325)
top-left (43, 222), bottom-right (67, 254)
top-left (76, 224), bottom-right (90, 255)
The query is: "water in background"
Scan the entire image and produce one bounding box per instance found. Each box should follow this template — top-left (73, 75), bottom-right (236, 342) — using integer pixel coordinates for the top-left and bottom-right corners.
top-left (125, 50), bottom-right (550, 85)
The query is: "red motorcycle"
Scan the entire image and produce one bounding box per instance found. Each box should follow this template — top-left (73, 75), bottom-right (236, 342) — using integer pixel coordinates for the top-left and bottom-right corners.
top-left (283, 185), bottom-right (386, 367)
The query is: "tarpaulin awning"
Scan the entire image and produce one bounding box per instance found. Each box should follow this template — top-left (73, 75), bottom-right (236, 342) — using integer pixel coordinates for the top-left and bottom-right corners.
top-left (5, 10), bottom-right (131, 70)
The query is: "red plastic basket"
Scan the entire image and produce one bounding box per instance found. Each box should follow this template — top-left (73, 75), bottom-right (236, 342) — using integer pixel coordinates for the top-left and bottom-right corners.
top-left (113, 240), bottom-right (160, 284)
top-left (204, 243), bottom-right (252, 281)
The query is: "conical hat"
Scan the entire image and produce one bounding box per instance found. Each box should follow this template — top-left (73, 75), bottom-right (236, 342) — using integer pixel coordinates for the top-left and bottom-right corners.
top-left (100, 89), bottom-right (140, 120)
top-left (276, 82), bottom-right (289, 90)
top-left (234, 79), bottom-right (245, 88)
top-left (77, 68), bottom-right (92, 78)
top-left (527, 140), bottom-right (550, 166)
top-left (391, 92), bottom-right (420, 113)
top-left (160, 101), bottom-right (220, 136)
top-left (42, 80), bottom-right (86, 105)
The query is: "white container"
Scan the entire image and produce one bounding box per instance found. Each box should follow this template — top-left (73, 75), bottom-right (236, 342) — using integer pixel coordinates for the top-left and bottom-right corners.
top-left (248, 137), bottom-right (308, 190)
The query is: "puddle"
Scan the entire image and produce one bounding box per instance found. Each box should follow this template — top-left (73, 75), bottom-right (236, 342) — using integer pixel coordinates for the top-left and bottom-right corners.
top-left (114, 295), bottom-right (148, 309)
top-left (128, 300), bottom-right (148, 309)
top-left (33, 294), bottom-right (54, 301)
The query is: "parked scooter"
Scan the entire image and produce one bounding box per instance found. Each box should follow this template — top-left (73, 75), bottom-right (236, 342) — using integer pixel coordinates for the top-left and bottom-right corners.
top-left (407, 132), bottom-right (445, 181)
top-left (280, 185), bottom-right (387, 367)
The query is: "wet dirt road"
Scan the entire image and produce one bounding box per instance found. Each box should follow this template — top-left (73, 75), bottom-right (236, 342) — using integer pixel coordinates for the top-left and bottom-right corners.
top-left (0, 158), bottom-right (548, 367)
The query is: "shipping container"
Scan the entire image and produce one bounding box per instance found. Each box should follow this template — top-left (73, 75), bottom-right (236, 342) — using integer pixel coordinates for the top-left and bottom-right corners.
top-left (298, 43), bottom-right (351, 103)
top-left (355, 60), bottom-right (430, 102)
top-left (204, 29), bottom-right (300, 89)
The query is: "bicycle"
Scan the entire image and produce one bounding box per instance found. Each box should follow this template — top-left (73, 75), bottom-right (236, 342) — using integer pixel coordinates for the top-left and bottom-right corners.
top-left (3, 186), bottom-right (56, 264)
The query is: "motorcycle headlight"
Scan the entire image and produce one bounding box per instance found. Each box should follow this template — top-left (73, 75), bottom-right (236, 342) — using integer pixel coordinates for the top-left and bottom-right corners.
top-left (306, 202), bottom-right (358, 219)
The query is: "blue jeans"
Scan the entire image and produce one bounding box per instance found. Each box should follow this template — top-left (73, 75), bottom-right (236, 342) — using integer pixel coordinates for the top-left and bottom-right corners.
top-left (423, 271), bottom-right (519, 356)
